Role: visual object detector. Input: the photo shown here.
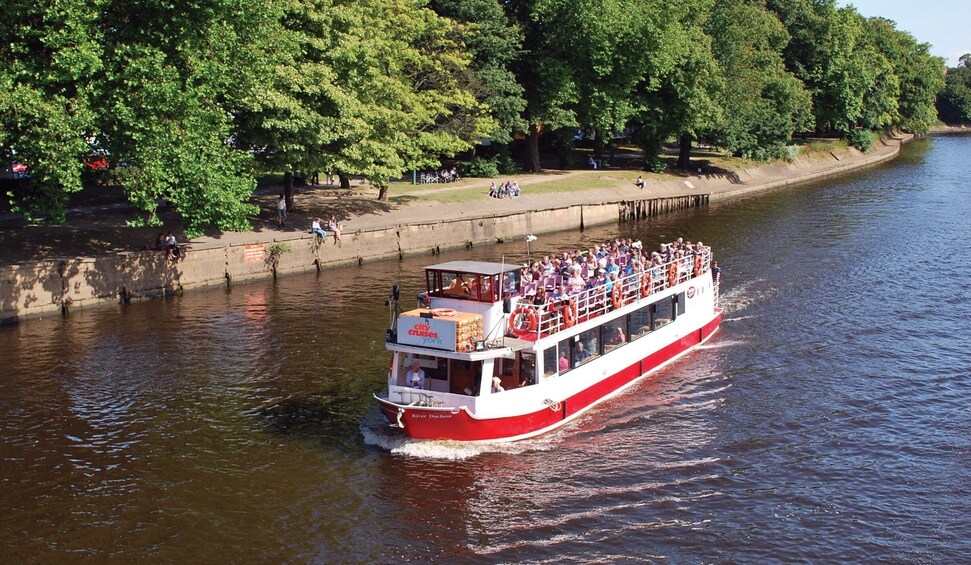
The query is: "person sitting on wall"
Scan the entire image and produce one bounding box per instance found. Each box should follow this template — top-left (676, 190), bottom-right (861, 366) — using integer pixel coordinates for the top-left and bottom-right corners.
top-left (165, 231), bottom-right (181, 261)
top-left (406, 360), bottom-right (426, 389)
top-left (311, 217), bottom-right (328, 240)
top-left (635, 176), bottom-right (645, 189)
top-left (328, 215), bottom-right (342, 245)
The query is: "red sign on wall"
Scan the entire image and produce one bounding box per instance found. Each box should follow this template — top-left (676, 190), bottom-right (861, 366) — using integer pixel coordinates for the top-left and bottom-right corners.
top-left (243, 244), bottom-right (265, 264)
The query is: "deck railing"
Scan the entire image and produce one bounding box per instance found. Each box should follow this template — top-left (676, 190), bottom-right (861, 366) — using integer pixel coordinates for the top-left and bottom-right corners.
top-left (510, 250), bottom-right (711, 338)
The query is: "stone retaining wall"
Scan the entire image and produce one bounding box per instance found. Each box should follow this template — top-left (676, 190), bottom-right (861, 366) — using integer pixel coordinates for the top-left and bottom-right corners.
top-left (0, 137), bottom-right (907, 323)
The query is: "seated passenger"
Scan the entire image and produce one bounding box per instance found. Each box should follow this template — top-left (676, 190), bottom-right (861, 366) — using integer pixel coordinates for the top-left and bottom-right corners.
top-left (609, 326), bottom-right (626, 345)
top-left (492, 376), bottom-right (504, 394)
top-left (406, 360), bottom-right (426, 389)
top-left (573, 341), bottom-right (591, 365)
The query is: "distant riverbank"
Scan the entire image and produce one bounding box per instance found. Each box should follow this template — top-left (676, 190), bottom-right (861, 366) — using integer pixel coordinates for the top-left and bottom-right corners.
top-left (0, 134), bottom-right (911, 323)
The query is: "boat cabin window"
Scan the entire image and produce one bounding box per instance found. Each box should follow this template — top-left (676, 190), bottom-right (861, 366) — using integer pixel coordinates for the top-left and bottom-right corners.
top-left (428, 270), bottom-right (499, 302)
top-left (631, 305), bottom-right (652, 339)
top-left (674, 292), bottom-right (686, 318)
top-left (575, 329), bottom-right (600, 366)
top-left (491, 353), bottom-right (535, 390)
top-left (557, 338), bottom-right (573, 374)
top-left (653, 298), bottom-right (673, 330)
top-left (603, 317), bottom-right (628, 352)
top-left (448, 359), bottom-right (481, 395)
top-left (399, 355), bottom-right (447, 386)
top-left (543, 347), bottom-right (558, 379)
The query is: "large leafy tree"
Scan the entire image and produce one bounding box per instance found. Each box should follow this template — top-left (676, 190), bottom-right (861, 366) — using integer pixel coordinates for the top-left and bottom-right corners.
top-left (0, 0), bottom-right (101, 223)
top-left (95, 0), bottom-right (274, 236)
top-left (863, 17), bottom-right (944, 133)
top-left (938, 55), bottom-right (971, 124)
top-left (238, 0), bottom-right (494, 201)
top-left (706, 0), bottom-right (812, 159)
top-left (429, 0), bottom-right (526, 145)
top-left (629, 0), bottom-right (722, 170)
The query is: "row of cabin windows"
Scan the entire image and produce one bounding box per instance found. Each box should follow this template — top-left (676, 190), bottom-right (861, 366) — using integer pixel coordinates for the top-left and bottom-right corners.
top-left (541, 292), bottom-right (685, 377)
top-left (401, 292), bottom-right (686, 392)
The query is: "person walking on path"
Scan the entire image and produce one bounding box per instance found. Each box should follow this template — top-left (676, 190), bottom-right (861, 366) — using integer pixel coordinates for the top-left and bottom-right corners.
top-left (276, 194), bottom-right (287, 228)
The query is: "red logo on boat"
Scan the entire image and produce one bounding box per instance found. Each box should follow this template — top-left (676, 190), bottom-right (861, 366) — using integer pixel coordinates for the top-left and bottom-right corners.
top-left (687, 286), bottom-right (696, 298)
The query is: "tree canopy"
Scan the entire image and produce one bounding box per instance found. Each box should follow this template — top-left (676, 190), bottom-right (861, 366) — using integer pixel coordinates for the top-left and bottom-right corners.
top-left (0, 0), bottom-right (950, 234)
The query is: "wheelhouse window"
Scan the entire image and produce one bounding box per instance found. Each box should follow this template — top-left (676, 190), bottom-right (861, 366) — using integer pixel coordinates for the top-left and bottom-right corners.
top-left (429, 271), bottom-right (499, 302)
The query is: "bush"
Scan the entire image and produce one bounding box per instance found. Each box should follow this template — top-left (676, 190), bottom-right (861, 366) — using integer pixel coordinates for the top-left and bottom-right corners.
top-left (643, 155), bottom-right (666, 173)
top-left (464, 157), bottom-right (500, 178)
top-left (847, 129), bottom-right (877, 152)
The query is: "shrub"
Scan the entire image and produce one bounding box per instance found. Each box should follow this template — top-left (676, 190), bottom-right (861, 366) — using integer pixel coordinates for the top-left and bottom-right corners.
top-left (847, 129), bottom-right (877, 152)
top-left (465, 157), bottom-right (500, 178)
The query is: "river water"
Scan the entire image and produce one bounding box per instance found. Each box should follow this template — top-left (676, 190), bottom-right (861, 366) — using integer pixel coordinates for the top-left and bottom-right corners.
top-left (2, 136), bottom-right (969, 562)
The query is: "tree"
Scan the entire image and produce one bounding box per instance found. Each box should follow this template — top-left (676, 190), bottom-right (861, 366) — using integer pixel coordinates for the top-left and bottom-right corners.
top-left (237, 0), bottom-right (494, 201)
top-left (0, 0), bottom-right (101, 223)
top-left (429, 0), bottom-right (526, 145)
top-left (630, 0), bottom-right (722, 170)
top-left (706, 0), bottom-right (813, 159)
top-left (937, 55), bottom-right (971, 123)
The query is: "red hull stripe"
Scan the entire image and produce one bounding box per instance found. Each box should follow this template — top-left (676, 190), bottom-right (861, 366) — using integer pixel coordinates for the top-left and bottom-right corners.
top-left (379, 310), bottom-right (723, 442)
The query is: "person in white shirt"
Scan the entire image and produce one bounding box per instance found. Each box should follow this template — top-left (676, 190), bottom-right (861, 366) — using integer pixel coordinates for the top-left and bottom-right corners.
top-left (406, 360), bottom-right (426, 389)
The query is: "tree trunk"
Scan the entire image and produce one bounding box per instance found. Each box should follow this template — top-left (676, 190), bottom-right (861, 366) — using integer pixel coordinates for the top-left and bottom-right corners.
top-left (339, 172), bottom-right (351, 189)
top-left (525, 123), bottom-right (542, 172)
top-left (677, 134), bottom-right (692, 170)
top-left (283, 171), bottom-right (295, 209)
top-left (378, 185), bottom-right (389, 201)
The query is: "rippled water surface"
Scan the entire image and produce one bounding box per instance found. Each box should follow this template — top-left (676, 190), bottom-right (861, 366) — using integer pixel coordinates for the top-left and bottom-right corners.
top-left (2, 136), bottom-right (970, 562)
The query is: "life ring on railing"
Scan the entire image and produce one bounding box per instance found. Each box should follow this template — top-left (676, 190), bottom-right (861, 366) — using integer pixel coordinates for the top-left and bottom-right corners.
top-left (430, 308), bottom-right (456, 317)
top-left (560, 299), bottom-right (577, 328)
top-left (693, 255), bottom-right (703, 277)
top-left (508, 306), bottom-right (539, 336)
top-left (640, 272), bottom-right (652, 297)
top-left (611, 284), bottom-right (622, 309)
top-left (667, 263), bottom-right (678, 288)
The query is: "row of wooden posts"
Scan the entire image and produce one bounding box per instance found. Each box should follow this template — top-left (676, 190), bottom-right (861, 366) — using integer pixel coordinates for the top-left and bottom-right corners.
top-left (618, 194), bottom-right (710, 221)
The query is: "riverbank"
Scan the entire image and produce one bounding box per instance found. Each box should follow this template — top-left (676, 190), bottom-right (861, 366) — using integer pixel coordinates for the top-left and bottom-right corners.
top-left (0, 134), bottom-right (911, 323)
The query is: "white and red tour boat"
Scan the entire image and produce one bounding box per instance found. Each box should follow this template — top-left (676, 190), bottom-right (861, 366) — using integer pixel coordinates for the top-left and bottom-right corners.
top-left (375, 238), bottom-right (722, 442)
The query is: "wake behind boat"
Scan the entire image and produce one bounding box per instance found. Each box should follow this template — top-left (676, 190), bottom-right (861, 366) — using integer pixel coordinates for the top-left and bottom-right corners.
top-left (374, 237), bottom-right (722, 442)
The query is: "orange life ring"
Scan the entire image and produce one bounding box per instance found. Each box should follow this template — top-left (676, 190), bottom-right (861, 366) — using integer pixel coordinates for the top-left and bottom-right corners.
top-left (640, 272), bottom-right (652, 297)
top-left (693, 255), bottom-right (703, 277)
top-left (430, 308), bottom-right (456, 317)
top-left (561, 299), bottom-right (577, 328)
top-left (667, 263), bottom-right (678, 287)
top-left (508, 306), bottom-right (538, 336)
top-left (611, 284), bottom-right (622, 309)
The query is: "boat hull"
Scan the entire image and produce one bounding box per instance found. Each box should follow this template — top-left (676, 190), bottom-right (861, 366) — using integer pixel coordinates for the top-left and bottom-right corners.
top-left (376, 309), bottom-right (722, 442)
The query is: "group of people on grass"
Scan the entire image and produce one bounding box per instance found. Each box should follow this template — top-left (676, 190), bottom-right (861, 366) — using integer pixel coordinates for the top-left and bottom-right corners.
top-left (489, 180), bottom-right (521, 198)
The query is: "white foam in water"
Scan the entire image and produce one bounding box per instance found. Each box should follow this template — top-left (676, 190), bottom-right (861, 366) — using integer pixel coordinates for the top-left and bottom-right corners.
top-left (695, 340), bottom-right (746, 350)
top-left (359, 418), bottom-right (558, 459)
top-left (718, 278), bottom-right (773, 314)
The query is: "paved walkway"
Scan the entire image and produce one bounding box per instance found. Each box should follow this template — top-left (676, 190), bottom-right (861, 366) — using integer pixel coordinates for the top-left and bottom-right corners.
top-left (0, 136), bottom-right (907, 266)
